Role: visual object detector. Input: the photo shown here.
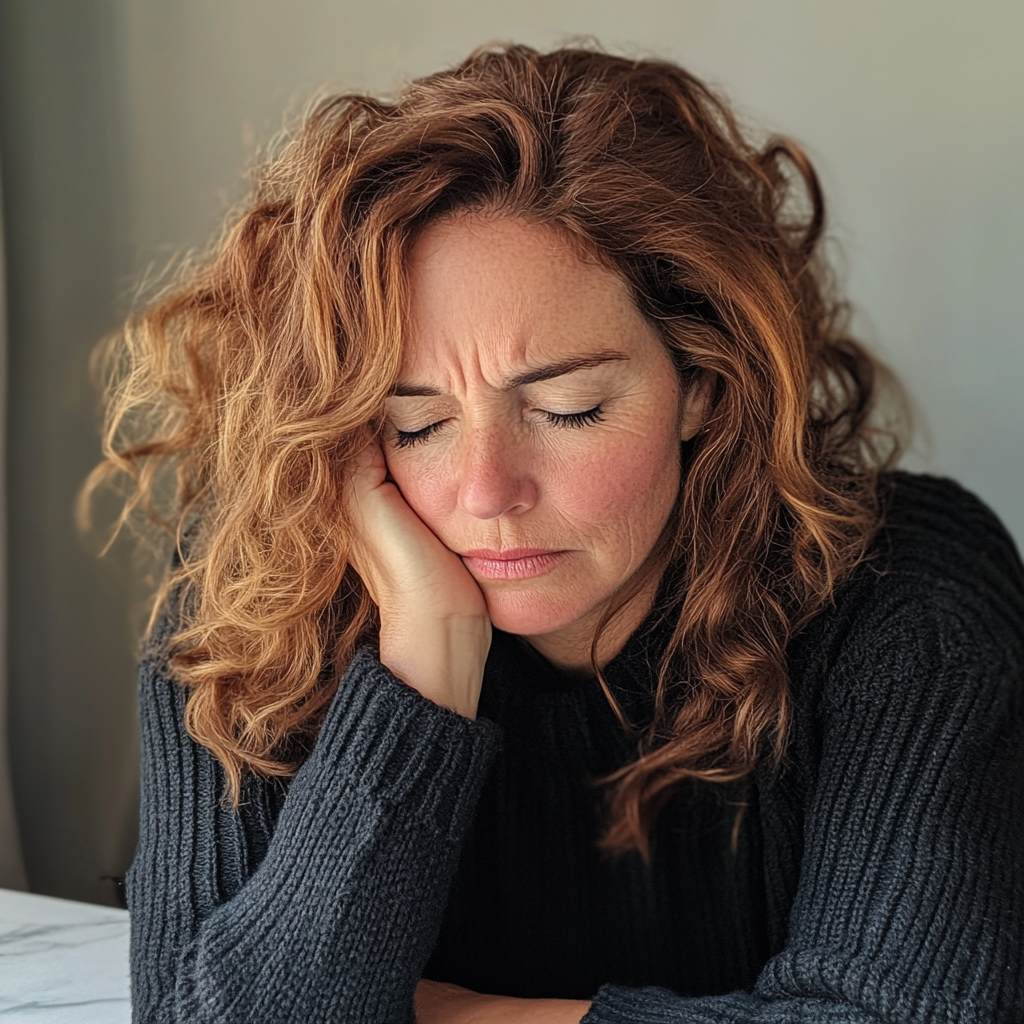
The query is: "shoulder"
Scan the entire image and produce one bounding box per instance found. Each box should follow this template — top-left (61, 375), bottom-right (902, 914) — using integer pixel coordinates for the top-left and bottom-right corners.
top-left (790, 472), bottom-right (1024, 723)
top-left (873, 471), bottom-right (1023, 604)
top-left (829, 471), bottom-right (1021, 640)
top-left (763, 481), bottom-right (1024, 1024)
top-left (135, 588), bottom-right (193, 745)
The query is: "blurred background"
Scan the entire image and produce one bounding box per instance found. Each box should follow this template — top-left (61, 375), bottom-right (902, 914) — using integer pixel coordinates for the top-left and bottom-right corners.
top-left (0, 0), bottom-right (1021, 905)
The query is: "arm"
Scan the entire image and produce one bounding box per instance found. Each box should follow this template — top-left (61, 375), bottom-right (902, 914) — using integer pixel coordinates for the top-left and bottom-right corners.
top-left (129, 440), bottom-right (498, 1023)
top-left (128, 638), bottom-right (499, 1024)
top-left (415, 980), bottom-right (590, 1023)
top-left (579, 567), bottom-right (1024, 1023)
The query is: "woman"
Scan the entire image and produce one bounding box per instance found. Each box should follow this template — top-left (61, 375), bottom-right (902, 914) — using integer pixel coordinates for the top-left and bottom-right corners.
top-left (86, 45), bottom-right (1023, 1023)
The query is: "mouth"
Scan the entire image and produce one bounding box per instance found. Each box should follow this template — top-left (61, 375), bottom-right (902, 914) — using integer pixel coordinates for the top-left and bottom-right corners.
top-left (459, 547), bottom-right (568, 581)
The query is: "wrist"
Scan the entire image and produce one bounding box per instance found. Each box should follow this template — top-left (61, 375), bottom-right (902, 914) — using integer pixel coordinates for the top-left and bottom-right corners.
top-left (478, 994), bottom-right (592, 1023)
top-left (379, 612), bottom-right (491, 718)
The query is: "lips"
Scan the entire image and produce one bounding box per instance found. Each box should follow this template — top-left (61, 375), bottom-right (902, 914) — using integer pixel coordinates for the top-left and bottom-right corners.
top-left (460, 547), bottom-right (560, 560)
top-left (459, 547), bottom-right (569, 581)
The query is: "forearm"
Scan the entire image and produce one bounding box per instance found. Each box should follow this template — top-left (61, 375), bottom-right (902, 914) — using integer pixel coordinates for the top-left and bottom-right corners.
top-left (131, 649), bottom-right (500, 1023)
top-left (415, 980), bottom-right (590, 1024)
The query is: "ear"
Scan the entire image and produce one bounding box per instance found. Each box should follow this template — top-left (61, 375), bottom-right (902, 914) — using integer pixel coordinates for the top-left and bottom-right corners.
top-left (679, 369), bottom-right (716, 441)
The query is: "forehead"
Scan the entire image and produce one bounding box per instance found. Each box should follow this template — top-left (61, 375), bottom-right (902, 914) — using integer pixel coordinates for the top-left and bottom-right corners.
top-left (401, 214), bottom-right (651, 379)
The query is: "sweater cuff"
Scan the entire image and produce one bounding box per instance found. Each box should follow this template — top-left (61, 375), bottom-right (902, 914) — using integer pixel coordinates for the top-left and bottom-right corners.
top-left (305, 646), bottom-right (501, 841)
top-left (582, 984), bottom-right (684, 1024)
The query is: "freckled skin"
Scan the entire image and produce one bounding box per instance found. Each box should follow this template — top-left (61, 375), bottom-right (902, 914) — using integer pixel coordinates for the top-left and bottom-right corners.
top-left (384, 215), bottom-right (704, 671)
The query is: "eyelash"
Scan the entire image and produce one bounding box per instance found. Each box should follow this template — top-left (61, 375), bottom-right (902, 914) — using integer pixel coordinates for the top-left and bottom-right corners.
top-left (392, 405), bottom-right (606, 450)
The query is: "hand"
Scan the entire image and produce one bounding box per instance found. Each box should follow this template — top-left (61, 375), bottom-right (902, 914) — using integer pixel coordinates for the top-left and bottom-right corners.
top-left (415, 979), bottom-right (591, 1023)
top-left (345, 439), bottom-right (491, 717)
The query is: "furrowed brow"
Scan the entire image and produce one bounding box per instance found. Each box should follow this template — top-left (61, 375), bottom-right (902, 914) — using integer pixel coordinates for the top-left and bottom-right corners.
top-left (388, 383), bottom-right (444, 397)
top-left (388, 351), bottom-right (629, 397)
top-left (500, 351), bottom-right (629, 390)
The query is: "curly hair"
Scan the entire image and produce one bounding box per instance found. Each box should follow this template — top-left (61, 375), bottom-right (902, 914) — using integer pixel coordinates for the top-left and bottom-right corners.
top-left (82, 43), bottom-right (902, 857)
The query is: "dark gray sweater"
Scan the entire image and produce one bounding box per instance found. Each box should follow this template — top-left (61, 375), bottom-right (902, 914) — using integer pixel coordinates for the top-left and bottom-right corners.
top-left (127, 473), bottom-right (1024, 1022)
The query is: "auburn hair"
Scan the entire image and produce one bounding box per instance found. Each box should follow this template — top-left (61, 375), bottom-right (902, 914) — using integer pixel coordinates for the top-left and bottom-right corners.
top-left (83, 43), bottom-right (900, 857)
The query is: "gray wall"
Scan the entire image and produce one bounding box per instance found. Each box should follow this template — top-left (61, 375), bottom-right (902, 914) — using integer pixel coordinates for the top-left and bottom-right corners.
top-left (0, 0), bottom-right (142, 904)
top-left (2, 0), bottom-right (1022, 904)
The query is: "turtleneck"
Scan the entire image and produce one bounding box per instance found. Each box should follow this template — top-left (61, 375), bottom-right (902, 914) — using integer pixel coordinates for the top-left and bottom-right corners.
top-left (423, 564), bottom-right (772, 999)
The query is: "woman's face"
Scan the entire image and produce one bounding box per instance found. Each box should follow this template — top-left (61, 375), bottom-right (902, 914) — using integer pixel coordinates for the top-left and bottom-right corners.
top-left (383, 214), bottom-right (704, 668)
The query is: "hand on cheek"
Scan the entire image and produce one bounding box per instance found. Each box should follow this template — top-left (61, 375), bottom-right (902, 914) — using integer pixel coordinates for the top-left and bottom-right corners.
top-left (344, 440), bottom-right (491, 717)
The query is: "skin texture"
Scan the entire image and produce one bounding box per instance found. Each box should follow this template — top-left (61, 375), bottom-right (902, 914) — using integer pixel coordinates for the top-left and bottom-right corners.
top-left (383, 213), bottom-right (707, 671)
top-left (414, 979), bottom-right (592, 1024)
top-left (345, 214), bottom-right (710, 1022)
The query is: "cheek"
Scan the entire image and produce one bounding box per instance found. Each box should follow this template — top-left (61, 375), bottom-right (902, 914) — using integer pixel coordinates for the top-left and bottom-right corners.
top-left (554, 426), bottom-right (678, 533)
top-left (383, 403), bottom-right (681, 553)
top-left (386, 452), bottom-right (456, 527)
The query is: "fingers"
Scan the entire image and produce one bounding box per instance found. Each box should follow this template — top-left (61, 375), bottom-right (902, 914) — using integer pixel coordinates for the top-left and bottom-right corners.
top-left (343, 435), bottom-right (488, 624)
top-left (348, 439), bottom-right (387, 500)
top-left (344, 440), bottom-right (388, 605)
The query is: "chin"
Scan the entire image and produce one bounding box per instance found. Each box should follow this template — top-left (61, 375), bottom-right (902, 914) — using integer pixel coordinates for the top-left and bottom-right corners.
top-left (481, 586), bottom-right (589, 637)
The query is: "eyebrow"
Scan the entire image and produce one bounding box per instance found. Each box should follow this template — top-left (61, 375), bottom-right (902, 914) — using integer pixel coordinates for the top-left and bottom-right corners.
top-left (388, 351), bottom-right (629, 397)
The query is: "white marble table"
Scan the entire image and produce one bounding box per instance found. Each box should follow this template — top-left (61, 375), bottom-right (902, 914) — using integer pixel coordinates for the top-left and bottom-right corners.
top-left (0, 887), bottom-right (130, 1022)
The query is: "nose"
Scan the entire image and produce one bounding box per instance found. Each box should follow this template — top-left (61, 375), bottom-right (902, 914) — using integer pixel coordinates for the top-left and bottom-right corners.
top-left (456, 421), bottom-right (538, 520)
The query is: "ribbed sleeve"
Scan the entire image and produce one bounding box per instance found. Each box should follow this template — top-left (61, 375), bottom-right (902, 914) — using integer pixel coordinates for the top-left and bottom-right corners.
top-left (127, 644), bottom-right (500, 1023)
top-left (584, 480), bottom-right (1024, 1023)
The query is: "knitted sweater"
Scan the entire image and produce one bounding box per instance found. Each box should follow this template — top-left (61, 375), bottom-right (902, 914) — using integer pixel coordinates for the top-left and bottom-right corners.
top-left (127, 473), bottom-right (1024, 1023)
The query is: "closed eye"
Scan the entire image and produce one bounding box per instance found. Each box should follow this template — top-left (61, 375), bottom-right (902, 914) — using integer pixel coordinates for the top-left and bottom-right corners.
top-left (391, 405), bottom-right (605, 450)
top-left (392, 420), bottom-right (448, 449)
top-left (543, 405), bottom-right (605, 429)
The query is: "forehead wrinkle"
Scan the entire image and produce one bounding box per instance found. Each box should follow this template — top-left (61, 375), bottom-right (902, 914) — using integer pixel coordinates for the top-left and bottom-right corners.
top-left (448, 290), bottom-right (528, 398)
top-left (401, 287), bottom-right (534, 399)
top-left (398, 213), bottom-right (644, 399)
